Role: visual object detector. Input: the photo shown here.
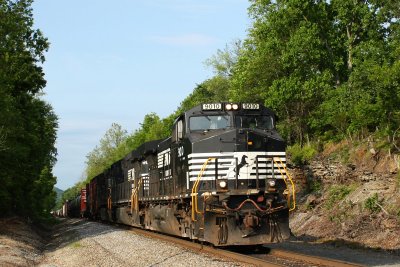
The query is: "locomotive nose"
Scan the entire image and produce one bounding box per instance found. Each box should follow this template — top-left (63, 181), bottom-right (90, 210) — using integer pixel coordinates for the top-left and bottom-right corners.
top-left (244, 130), bottom-right (285, 152)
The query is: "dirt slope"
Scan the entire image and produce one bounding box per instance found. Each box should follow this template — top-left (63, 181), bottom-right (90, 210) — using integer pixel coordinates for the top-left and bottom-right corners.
top-left (0, 217), bottom-right (45, 266)
top-left (289, 141), bottom-right (400, 251)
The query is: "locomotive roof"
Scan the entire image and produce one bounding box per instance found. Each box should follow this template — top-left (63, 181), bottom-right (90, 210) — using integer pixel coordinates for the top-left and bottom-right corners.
top-left (124, 139), bottom-right (162, 163)
top-left (157, 137), bottom-right (171, 151)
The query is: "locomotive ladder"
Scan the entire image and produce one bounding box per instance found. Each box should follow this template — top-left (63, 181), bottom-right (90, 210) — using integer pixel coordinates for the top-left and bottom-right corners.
top-left (130, 178), bottom-right (142, 214)
top-left (191, 157), bottom-right (216, 221)
top-left (273, 157), bottom-right (296, 211)
top-left (191, 158), bottom-right (216, 240)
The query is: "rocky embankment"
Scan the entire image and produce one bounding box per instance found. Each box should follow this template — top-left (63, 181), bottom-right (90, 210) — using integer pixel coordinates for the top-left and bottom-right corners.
top-left (289, 142), bottom-right (400, 251)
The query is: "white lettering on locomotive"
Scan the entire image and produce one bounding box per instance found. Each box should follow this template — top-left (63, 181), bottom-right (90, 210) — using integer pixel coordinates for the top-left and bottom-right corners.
top-left (127, 168), bottom-right (135, 181)
top-left (178, 146), bottom-right (184, 158)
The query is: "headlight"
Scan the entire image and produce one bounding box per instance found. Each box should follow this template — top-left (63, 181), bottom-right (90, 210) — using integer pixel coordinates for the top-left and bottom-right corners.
top-left (268, 180), bottom-right (276, 187)
top-left (219, 180), bottom-right (227, 189)
top-left (232, 103), bottom-right (239, 110)
top-left (225, 103), bottom-right (232, 110)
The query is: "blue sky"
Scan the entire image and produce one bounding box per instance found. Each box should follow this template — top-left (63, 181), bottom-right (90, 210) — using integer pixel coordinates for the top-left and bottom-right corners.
top-left (32, 0), bottom-right (251, 190)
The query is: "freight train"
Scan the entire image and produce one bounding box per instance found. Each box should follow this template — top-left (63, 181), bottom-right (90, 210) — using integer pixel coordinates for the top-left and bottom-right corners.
top-left (62, 102), bottom-right (295, 246)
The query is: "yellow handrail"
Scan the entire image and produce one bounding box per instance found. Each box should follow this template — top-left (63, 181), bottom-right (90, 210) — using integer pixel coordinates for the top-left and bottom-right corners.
top-left (191, 158), bottom-right (215, 221)
top-left (130, 178), bottom-right (142, 214)
top-left (273, 157), bottom-right (296, 211)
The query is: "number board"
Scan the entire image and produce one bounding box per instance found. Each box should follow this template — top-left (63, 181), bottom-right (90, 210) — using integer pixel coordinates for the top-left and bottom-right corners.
top-left (202, 103), bottom-right (222, 110)
top-left (242, 103), bottom-right (260, 110)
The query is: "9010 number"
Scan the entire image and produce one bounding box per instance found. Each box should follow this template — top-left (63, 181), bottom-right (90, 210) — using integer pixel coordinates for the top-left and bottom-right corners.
top-left (202, 103), bottom-right (222, 110)
top-left (242, 103), bottom-right (260, 110)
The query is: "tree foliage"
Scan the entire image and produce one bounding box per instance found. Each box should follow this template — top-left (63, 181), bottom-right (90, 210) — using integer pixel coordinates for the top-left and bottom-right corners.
top-left (230, 0), bottom-right (400, 144)
top-left (0, 0), bottom-right (58, 219)
top-left (85, 123), bottom-right (128, 180)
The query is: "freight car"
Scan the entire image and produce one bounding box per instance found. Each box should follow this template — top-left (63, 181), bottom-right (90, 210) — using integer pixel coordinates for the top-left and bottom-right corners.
top-left (73, 103), bottom-right (295, 246)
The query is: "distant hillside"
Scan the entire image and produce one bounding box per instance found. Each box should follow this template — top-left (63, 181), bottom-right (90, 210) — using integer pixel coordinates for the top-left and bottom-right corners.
top-left (54, 187), bottom-right (64, 203)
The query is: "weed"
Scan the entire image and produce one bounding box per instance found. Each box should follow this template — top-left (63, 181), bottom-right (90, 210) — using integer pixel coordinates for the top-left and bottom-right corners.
top-left (70, 242), bottom-right (82, 248)
top-left (309, 179), bottom-right (322, 193)
top-left (328, 200), bottom-right (355, 224)
top-left (338, 147), bottom-right (350, 164)
top-left (325, 184), bottom-right (354, 210)
top-left (364, 193), bottom-right (381, 213)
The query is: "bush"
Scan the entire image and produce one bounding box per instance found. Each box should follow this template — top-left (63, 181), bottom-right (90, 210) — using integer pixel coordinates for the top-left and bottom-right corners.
top-left (364, 193), bottom-right (381, 213)
top-left (287, 144), bottom-right (317, 166)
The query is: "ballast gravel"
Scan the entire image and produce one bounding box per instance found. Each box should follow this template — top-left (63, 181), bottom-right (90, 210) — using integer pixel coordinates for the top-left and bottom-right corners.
top-left (39, 219), bottom-right (244, 267)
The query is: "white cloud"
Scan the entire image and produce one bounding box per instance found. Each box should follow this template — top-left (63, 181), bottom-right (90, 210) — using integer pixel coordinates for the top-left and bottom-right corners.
top-left (150, 33), bottom-right (217, 46)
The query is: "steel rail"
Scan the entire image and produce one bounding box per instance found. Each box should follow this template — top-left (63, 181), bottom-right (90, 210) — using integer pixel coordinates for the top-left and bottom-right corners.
top-left (127, 227), bottom-right (283, 267)
top-left (115, 222), bottom-right (364, 267)
top-left (268, 248), bottom-right (365, 267)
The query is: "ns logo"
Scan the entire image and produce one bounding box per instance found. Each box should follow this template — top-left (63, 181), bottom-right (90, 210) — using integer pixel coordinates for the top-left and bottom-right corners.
top-left (177, 146), bottom-right (184, 158)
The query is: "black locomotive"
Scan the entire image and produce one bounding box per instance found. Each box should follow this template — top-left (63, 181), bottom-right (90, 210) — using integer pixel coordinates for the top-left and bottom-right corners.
top-left (71, 102), bottom-right (295, 246)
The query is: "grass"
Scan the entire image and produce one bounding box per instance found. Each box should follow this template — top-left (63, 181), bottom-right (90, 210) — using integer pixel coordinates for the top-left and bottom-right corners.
top-left (309, 179), bottom-right (322, 193)
top-left (325, 184), bottom-right (355, 210)
top-left (364, 193), bottom-right (381, 213)
top-left (328, 200), bottom-right (356, 223)
top-left (70, 242), bottom-right (83, 248)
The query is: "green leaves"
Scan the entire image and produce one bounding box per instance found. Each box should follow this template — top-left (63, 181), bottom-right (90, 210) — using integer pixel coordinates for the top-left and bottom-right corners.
top-left (85, 123), bottom-right (128, 180)
top-left (0, 0), bottom-right (57, 219)
top-left (84, 114), bottom-right (171, 183)
top-left (230, 0), bottom-right (400, 144)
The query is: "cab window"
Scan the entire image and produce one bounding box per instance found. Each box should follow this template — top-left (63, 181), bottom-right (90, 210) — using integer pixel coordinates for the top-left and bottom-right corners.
top-left (189, 115), bottom-right (230, 131)
top-left (172, 118), bottom-right (184, 142)
top-left (235, 115), bottom-right (274, 130)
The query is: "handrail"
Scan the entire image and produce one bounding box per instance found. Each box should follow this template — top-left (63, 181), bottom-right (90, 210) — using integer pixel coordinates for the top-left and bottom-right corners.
top-left (191, 158), bottom-right (215, 221)
top-left (273, 157), bottom-right (296, 211)
top-left (130, 178), bottom-right (142, 214)
top-left (107, 187), bottom-right (112, 210)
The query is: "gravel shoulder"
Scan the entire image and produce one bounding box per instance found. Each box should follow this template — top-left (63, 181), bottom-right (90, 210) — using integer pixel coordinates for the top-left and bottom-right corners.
top-left (38, 218), bottom-right (243, 267)
top-left (1, 217), bottom-right (244, 267)
top-left (2, 216), bottom-right (400, 267)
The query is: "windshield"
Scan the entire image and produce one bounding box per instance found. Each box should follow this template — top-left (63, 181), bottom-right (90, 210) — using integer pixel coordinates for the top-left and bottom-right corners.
top-left (190, 115), bottom-right (231, 131)
top-left (235, 115), bottom-right (274, 130)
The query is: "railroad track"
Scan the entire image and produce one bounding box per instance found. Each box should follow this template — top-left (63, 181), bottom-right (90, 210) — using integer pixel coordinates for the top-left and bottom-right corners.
top-left (255, 248), bottom-right (364, 267)
top-left (124, 226), bottom-right (364, 267)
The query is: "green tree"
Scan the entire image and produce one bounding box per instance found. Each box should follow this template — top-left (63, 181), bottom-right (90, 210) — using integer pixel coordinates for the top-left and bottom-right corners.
top-left (204, 40), bottom-right (242, 78)
top-left (231, 0), bottom-right (335, 144)
top-left (0, 0), bottom-right (58, 218)
top-left (84, 115), bottom-right (170, 183)
top-left (85, 123), bottom-right (128, 180)
top-left (229, 0), bottom-right (400, 144)
top-left (315, 0), bottom-right (400, 139)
